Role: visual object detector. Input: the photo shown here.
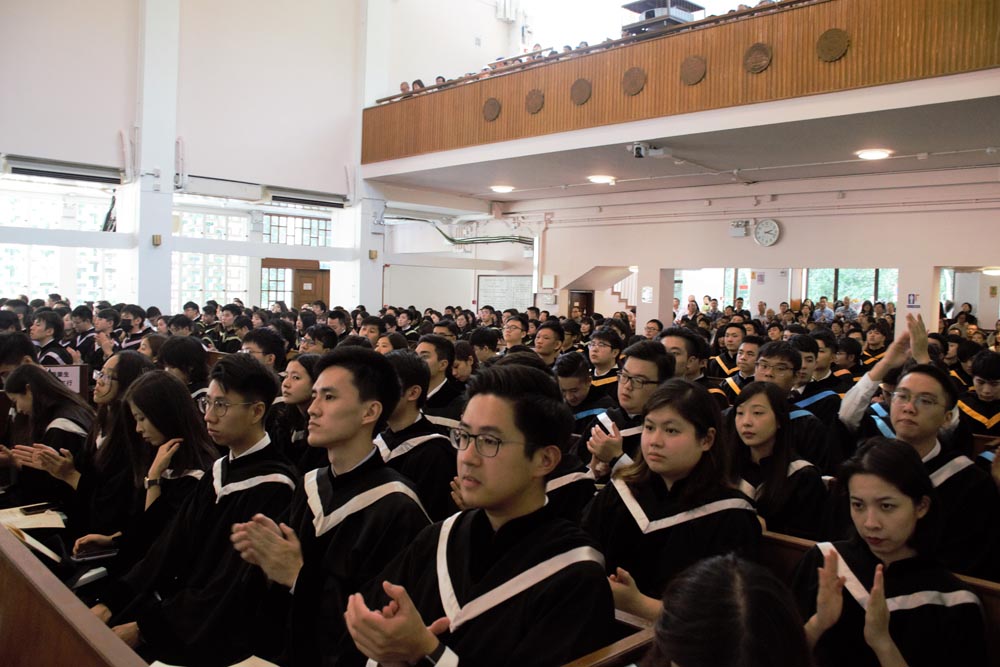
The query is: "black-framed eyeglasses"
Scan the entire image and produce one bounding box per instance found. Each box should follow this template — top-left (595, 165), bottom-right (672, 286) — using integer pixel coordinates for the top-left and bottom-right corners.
top-left (197, 396), bottom-right (258, 417)
top-left (618, 371), bottom-right (656, 389)
top-left (448, 427), bottom-right (524, 458)
top-left (588, 341), bottom-right (611, 350)
top-left (755, 361), bottom-right (794, 374)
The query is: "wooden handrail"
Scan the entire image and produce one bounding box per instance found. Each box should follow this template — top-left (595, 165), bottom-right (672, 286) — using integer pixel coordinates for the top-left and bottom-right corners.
top-left (0, 526), bottom-right (147, 667)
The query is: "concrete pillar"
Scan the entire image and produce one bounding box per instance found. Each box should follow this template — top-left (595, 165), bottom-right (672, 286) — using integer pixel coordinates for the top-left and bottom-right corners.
top-left (635, 266), bottom-right (674, 327)
top-left (131, 0), bottom-right (180, 308)
top-left (357, 193), bottom-right (386, 311)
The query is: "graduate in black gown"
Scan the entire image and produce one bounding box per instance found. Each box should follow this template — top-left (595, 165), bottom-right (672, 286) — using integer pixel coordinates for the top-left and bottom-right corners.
top-left (793, 439), bottom-right (987, 667)
top-left (344, 365), bottom-right (615, 667)
top-left (377, 349), bottom-right (457, 521)
top-left (72, 370), bottom-right (218, 578)
top-left (269, 354), bottom-right (328, 474)
top-left (582, 379), bottom-right (761, 623)
top-left (90, 355), bottom-right (298, 666)
top-left (232, 347), bottom-right (431, 667)
top-left (729, 381), bottom-right (828, 539)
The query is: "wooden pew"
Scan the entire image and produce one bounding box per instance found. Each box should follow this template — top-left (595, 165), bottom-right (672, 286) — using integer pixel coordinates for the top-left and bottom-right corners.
top-left (562, 610), bottom-right (654, 667)
top-left (760, 531), bottom-right (1000, 667)
top-left (0, 526), bottom-right (146, 667)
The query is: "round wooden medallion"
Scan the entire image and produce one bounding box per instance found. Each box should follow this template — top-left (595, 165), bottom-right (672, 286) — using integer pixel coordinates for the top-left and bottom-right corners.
top-left (570, 78), bottom-right (592, 106)
top-left (680, 55), bottom-right (707, 85)
top-left (743, 43), bottom-right (772, 74)
top-left (525, 89), bottom-right (544, 114)
top-left (816, 28), bottom-right (850, 62)
top-left (622, 67), bottom-right (647, 96)
top-left (483, 97), bottom-right (501, 122)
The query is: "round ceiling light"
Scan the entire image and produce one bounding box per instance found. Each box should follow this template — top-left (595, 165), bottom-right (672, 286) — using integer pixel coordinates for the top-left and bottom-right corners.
top-left (489, 185), bottom-right (515, 193)
top-left (855, 148), bottom-right (893, 160)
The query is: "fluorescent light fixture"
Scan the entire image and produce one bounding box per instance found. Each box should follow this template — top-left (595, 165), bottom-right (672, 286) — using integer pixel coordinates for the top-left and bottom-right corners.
top-left (587, 174), bottom-right (617, 185)
top-left (855, 148), bottom-right (893, 160)
top-left (983, 268), bottom-right (1000, 277)
top-left (490, 185), bottom-right (515, 193)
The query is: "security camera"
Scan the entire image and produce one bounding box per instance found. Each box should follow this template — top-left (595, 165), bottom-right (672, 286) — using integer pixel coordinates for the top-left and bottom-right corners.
top-left (629, 142), bottom-right (650, 158)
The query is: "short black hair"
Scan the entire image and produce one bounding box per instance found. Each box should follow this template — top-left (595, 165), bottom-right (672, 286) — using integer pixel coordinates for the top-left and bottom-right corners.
top-left (970, 350), bottom-right (1000, 381)
top-left (469, 326), bottom-right (500, 351)
top-left (757, 341), bottom-right (802, 371)
top-left (209, 354), bottom-right (279, 413)
top-left (656, 326), bottom-right (703, 358)
top-left (385, 349), bottom-right (431, 409)
top-left (898, 363), bottom-right (958, 410)
top-left (122, 304), bottom-right (147, 322)
top-left (222, 303), bottom-right (242, 317)
top-left (33, 311), bottom-right (64, 339)
top-left (590, 326), bottom-right (624, 352)
top-left (71, 305), bottom-right (93, 322)
top-left (234, 315), bottom-right (252, 330)
top-left (810, 328), bottom-right (838, 351)
top-left (553, 350), bottom-right (592, 382)
top-left (360, 315), bottom-right (385, 332)
top-left (314, 347), bottom-right (400, 433)
top-left (305, 324), bottom-right (339, 350)
top-left (0, 331), bottom-right (37, 365)
top-left (623, 340), bottom-right (675, 382)
top-left (299, 310), bottom-right (317, 330)
top-left (96, 308), bottom-right (120, 328)
top-left (418, 334), bottom-right (455, 375)
top-left (838, 337), bottom-right (862, 361)
top-left (536, 320), bottom-right (565, 341)
top-left (788, 334), bottom-right (819, 357)
top-left (464, 365), bottom-right (573, 456)
top-left (433, 319), bottom-right (461, 338)
top-left (183, 301), bottom-right (200, 311)
top-left (169, 314), bottom-right (193, 331)
top-left (243, 327), bottom-right (287, 367)
top-left (159, 335), bottom-right (209, 383)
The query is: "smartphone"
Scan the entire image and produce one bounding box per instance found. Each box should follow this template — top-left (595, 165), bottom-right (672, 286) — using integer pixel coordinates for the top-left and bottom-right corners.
top-left (19, 502), bottom-right (55, 515)
top-left (70, 548), bottom-right (119, 564)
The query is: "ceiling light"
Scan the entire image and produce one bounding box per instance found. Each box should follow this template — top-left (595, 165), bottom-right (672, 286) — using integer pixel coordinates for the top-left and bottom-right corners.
top-left (983, 268), bottom-right (1000, 277)
top-left (855, 148), bottom-right (893, 160)
top-left (587, 175), bottom-right (616, 185)
top-left (490, 185), bottom-right (515, 194)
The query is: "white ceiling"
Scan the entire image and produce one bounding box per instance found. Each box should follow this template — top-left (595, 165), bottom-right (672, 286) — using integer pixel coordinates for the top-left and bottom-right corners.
top-left (367, 96), bottom-right (1000, 202)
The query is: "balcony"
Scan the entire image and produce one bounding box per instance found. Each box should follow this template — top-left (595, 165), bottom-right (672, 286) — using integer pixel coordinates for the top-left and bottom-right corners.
top-left (362, 0), bottom-right (1000, 165)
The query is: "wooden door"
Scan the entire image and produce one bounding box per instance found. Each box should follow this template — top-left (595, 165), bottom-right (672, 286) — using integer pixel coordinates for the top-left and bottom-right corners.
top-left (293, 269), bottom-right (330, 309)
top-left (569, 291), bottom-right (595, 317)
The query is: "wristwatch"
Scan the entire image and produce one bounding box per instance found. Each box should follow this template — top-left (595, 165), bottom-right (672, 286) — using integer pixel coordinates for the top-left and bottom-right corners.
top-left (419, 642), bottom-right (447, 666)
top-left (143, 477), bottom-right (160, 490)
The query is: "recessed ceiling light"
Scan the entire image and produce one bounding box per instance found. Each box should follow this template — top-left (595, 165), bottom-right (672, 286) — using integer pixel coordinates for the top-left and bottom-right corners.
top-left (490, 185), bottom-right (515, 193)
top-left (587, 175), bottom-right (617, 185)
top-left (855, 148), bottom-right (893, 160)
top-left (983, 268), bottom-right (1000, 277)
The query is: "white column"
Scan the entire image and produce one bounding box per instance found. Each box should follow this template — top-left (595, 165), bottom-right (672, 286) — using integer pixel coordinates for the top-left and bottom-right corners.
top-left (896, 264), bottom-right (941, 337)
top-left (131, 0), bottom-right (180, 308)
top-left (635, 266), bottom-right (674, 327)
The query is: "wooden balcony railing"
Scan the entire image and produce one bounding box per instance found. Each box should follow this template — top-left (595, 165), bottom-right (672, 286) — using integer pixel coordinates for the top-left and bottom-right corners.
top-left (362, 0), bottom-right (1000, 164)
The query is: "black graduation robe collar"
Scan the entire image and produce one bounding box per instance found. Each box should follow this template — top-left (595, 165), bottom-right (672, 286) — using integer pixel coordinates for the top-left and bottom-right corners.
top-left (375, 414), bottom-right (448, 460)
top-left (212, 437), bottom-right (297, 502)
top-left (611, 475), bottom-right (755, 533)
top-left (736, 447), bottom-right (814, 495)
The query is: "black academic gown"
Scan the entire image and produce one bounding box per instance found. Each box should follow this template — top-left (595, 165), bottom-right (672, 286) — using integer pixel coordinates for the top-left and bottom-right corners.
top-left (922, 444), bottom-right (1000, 580)
top-left (424, 377), bottom-right (466, 427)
top-left (582, 475), bottom-right (761, 599)
top-left (375, 415), bottom-right (457, 521)
top-left (353, 506), bottom-right (615, 667)
top-left (735, 449), bottom-right (828, 540)
top-left (590, 368), bottom-right (620, 406)
top-left (99, 439), bottom-right (298, 667)
top-left (718, 372), bottom-right (754, 406)
top-left (16, 410), bottom-right (93, 506)
top-left (569, 386), bottom-right (615, 436)
top-left (792, 539), bottom-right (987, 667)
top-left (707, 350), bottom-right (739, 378)
top-left (545, 453), bottom-right (597, 523)
top-left (37, 338), bottom-right (72, 365)
top-left (281, 452), bottom-right (431, 667)
top-left (957, 391), bottom-right (1000, 438)
top-left (576, 408), bottom-right (643, 470)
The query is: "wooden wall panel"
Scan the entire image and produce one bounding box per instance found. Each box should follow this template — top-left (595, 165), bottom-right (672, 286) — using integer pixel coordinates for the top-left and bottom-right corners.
top-left (362, 0), bottom-right (1000, 164)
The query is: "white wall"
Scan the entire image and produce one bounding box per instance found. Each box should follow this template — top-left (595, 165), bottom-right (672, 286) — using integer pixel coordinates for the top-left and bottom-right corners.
top-left (366, 0), bottom-right (521, 103)
top-left (747, 268), bottom-right (792, 313)
top-left (0, 0), bottom-right (139, 167)
top-left (955, 271), bottom-right (1000, 324)
top-left (176, 0), bottom-right (362, 194)
top-left (530, 169), bottom-right (1000, 333)
top-left (383, 265), bottom-right (476, 309)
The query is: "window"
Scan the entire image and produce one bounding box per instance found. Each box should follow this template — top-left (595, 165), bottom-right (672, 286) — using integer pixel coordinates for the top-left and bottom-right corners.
top-left (0, 181), bottom-right (114, 231)
top-left (805, 268), bottom-right (897, 304)
top-left (174, 211), bottom-right (249, 241)
top-left (0, 244), bottom-right (136, 303)
top-left (939, 268), bottom-right (955, 303)
top-left (263, 214), bottom-right (332, 247)
top-left (260, 267), bottom-right (293, 309)
top-left (171, 252), bottom-right (248, 313)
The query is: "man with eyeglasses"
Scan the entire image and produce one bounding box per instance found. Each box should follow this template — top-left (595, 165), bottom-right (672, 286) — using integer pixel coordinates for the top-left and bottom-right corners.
top-left (92, 355), bottom-right (298, 665)
top-left (753, 340), bottom-right (841, 474)
top-left (838, 314), bottom-right (1000, 579)
top-left (344, 364), bottom-right (614, 667)
top-left (588, 326), bottom-right (623, 405)
top-left (500, 313), bottom-right (528, 351)
top-left (231, 347), bottom-right (430, 666)
top-left (583, 341), bottom-right (674, 479)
